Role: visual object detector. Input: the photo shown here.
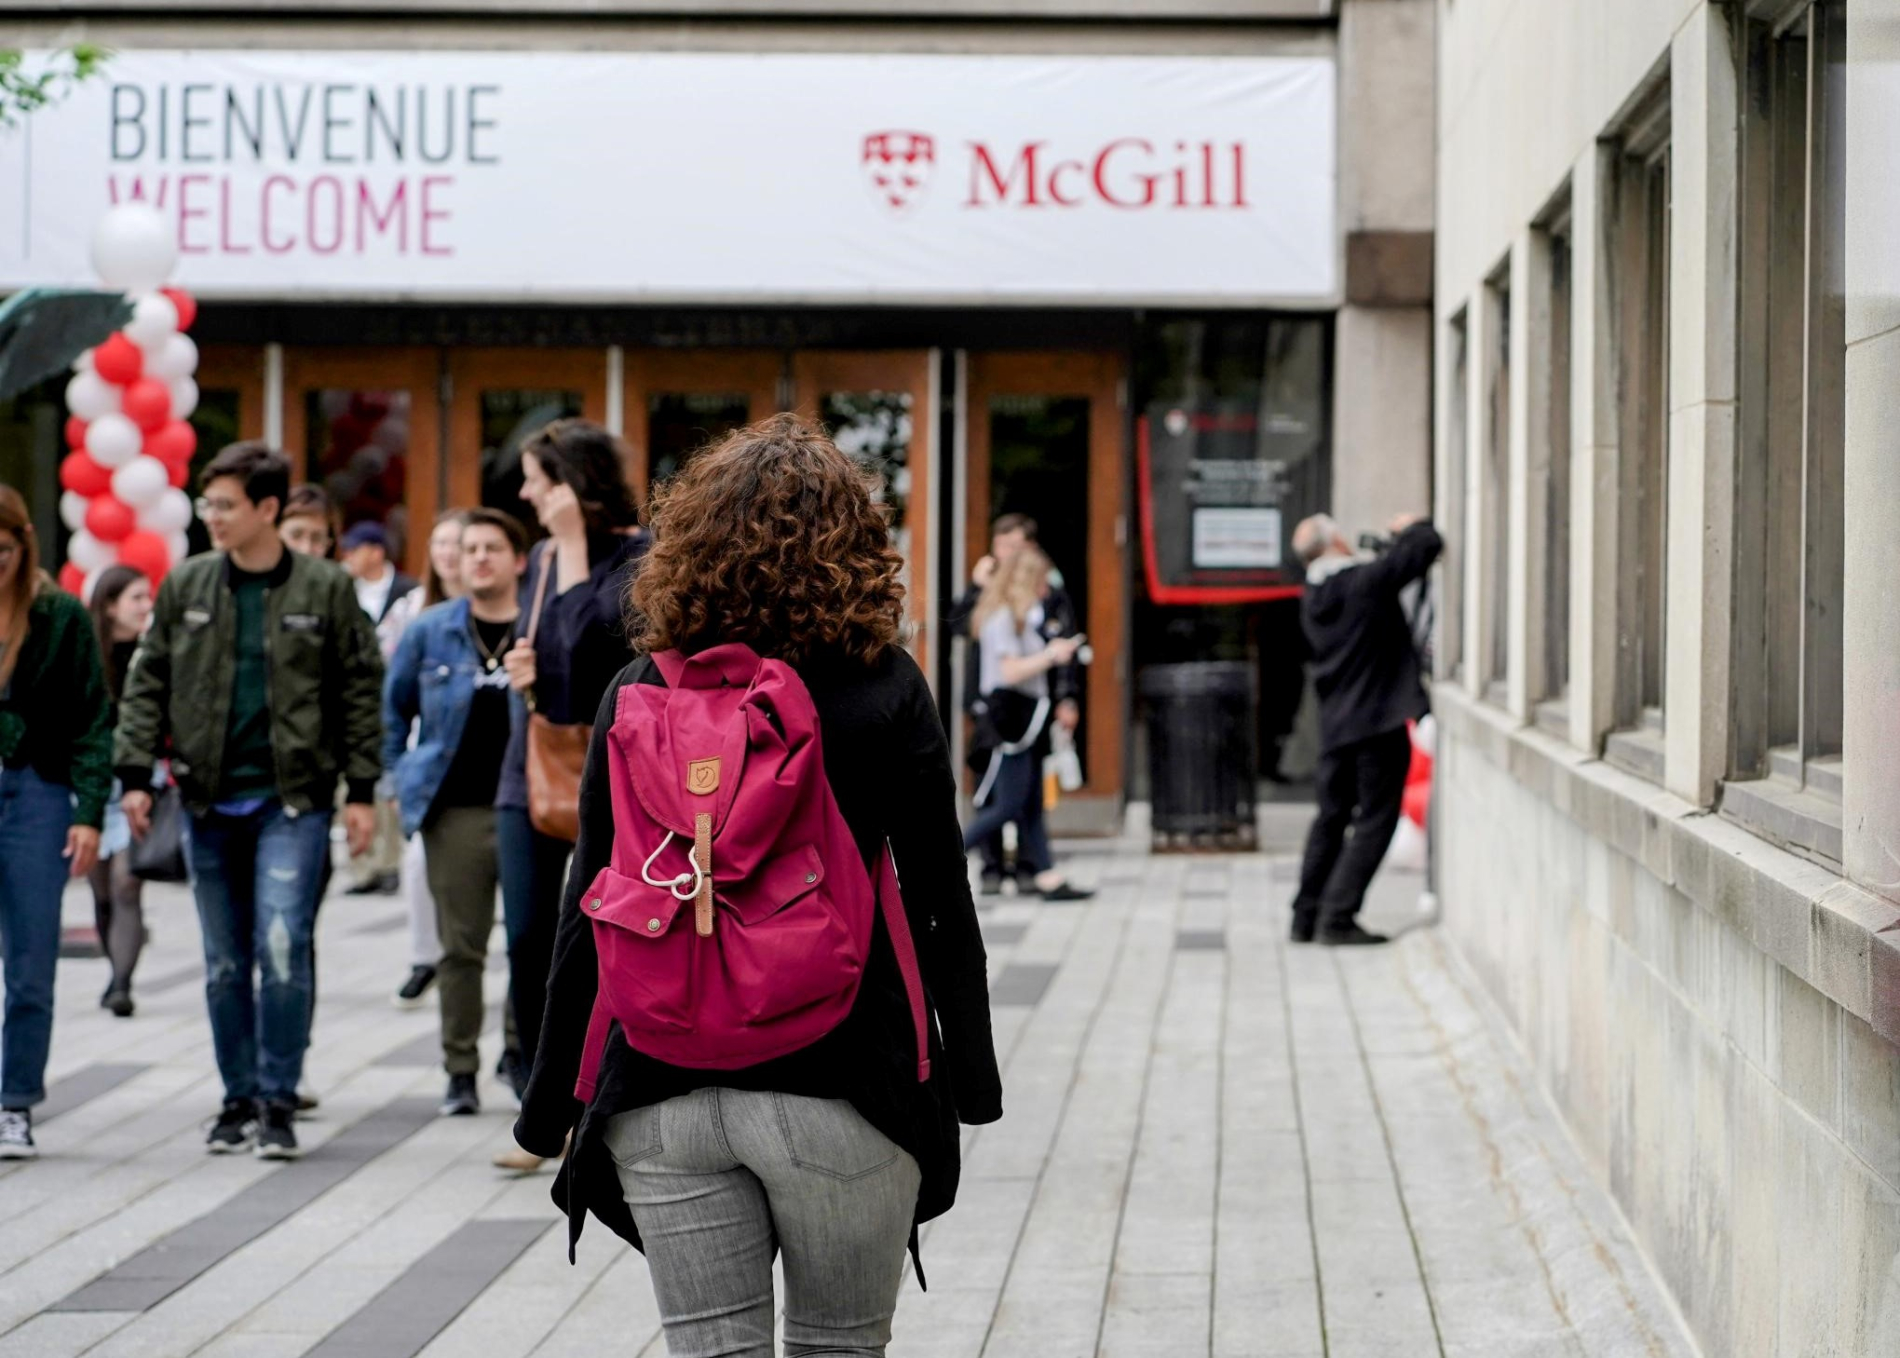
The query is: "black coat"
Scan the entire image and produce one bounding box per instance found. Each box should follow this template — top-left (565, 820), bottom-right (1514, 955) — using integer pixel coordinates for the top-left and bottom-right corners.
top-left (1300, 521), bottom-right (1443, 754)
top-left (514, 643), bottom-right (1003, 1267)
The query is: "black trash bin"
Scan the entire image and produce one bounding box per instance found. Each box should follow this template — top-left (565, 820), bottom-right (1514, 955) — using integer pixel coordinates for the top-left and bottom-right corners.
top-left (1139, 662), bottom-right (1258, 851)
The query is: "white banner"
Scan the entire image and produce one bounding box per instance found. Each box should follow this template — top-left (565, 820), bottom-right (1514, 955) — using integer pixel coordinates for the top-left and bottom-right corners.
top-left (0, 50), bottom-right (1336, 306)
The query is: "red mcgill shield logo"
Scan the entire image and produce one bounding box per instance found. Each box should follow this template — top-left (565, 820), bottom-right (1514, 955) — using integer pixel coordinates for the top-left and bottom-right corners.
top-left (862, 131), bottom-right (936, 214)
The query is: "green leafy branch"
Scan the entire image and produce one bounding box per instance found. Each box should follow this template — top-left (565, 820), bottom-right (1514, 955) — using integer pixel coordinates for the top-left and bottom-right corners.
top-left (0, 45), bottom-right (110, 130)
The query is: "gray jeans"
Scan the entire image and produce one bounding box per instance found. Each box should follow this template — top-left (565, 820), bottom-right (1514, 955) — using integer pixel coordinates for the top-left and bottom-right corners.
top-left (604, 1088), bottom-right (921, 1358)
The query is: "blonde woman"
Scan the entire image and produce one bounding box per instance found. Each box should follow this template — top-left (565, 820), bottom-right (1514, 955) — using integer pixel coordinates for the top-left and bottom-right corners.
top-left (962, 547), bottom-right (1092, 901)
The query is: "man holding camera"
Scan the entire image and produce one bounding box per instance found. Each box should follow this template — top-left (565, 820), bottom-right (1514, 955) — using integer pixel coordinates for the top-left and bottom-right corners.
top-left (1287, 511), bottom-right (1443, 946)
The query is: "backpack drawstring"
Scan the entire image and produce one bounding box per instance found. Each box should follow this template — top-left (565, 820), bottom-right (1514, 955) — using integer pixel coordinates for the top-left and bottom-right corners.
top-left (640, 832), bottom-right (705, 903)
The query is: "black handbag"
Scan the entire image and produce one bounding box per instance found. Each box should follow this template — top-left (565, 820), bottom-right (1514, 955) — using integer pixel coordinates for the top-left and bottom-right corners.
top-left (127, 785), bottom-right (190, 883)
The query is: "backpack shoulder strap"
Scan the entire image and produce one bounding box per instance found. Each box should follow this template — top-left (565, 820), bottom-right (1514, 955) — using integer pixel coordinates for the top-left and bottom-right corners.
top-left (877, 842), bottom-right (932, 1084)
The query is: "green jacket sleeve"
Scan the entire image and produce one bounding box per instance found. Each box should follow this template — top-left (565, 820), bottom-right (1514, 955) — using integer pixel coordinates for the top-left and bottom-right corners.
top-left (57, 596), bottom-right (113, 829)
top-left (113, 574), bottom-right (175, 796)
top-left (334, 572), bottom-right (386, 803)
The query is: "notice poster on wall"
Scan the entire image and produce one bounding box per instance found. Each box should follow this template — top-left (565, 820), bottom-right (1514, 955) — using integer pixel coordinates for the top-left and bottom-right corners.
top-left (1138, 404), bottom-right (1325, 604)
top-left (0, 50), bottom-right (1336, 305)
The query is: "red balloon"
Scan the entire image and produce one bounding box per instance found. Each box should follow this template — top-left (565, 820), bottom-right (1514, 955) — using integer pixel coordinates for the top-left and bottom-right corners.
top-left (64, 415), bottom-right (89, 451)
top-left (93, 333), bottom-right (144, 386)
top-left (1401, 780), bottom-right (1430, 829)
top-left (59, 452), bottom-right (114, 498)
top-left (145, 419), bottom-right (197, 466)
top-left (117, 530), bottom-right (172, 583)
top-left (85, 495), bottom-right (136, 543)
top-left (159, 287), bottom-right (197, 333)
top-left (58, 562), bottom-right (86, 596)
top-left (166, 457), bottom-right (191, 489)
top-left (121, 378), bottom-right (172, 432)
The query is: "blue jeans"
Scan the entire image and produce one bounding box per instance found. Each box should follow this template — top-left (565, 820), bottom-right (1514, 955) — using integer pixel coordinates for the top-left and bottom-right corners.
top-left (496, 805), bottom-right (569, 1066)
top-left (962, 750), bottom-right (1051, 876)
top-left (0, 766), bottom-right (75, 1110)
top-left (185, 801), bottom-right (332, 1104)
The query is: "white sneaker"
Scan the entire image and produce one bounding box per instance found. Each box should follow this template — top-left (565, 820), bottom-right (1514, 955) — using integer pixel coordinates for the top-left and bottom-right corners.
top-left (0, 1109), bottom-right (37, 1160)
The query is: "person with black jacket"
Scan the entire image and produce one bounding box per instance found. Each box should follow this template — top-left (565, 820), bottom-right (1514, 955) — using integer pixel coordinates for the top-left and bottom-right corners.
top-left (494, 419), bottom-right (648, 1171)
top-left (515, 415), bottom-right (1000, 1358)
top-left (1287, 512), bottom-right (1443, 946)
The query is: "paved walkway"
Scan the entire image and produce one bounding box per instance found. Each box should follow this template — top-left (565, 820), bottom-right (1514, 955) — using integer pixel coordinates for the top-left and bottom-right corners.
top-left (2, 840), bottom-right (1696, 1358)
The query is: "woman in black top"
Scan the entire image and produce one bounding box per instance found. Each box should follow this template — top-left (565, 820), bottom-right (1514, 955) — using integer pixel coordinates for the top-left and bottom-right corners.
top-left (495, 420), bottom-right (648, 1165)
top-left (86, 564), bottom-right (155, 1017)
top-left (515, 416), bottom-right (1000, 1357)
top-left (0, 486), bottom-right (112, 1159)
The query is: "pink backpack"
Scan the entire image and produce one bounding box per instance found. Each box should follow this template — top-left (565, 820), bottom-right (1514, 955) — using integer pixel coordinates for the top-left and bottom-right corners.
top-left (573, 643), bottom-right (931, 1100)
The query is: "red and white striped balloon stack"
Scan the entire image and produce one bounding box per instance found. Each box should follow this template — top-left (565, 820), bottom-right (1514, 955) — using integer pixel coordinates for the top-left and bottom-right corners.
top-left (56, 203), bottom-right (199, 599)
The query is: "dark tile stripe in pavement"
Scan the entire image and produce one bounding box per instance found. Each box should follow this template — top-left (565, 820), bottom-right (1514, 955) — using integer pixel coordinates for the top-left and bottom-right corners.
top-left (38, 1064), bottom-right (149, 1122)
top-left (981, 922), bottom-right (1029, 947)
top-left (990, 962), bottom-right (1058, 1007)
top-left (375, 1020), bottom-right (497, 1068)
top-left (50, 1097), bottom-right (439, 1313)
top-left (1175, 929), bottom-right (1226, 951)
top-left (302, 1219), bottom-right (552, 1358)
top-left (351, 913), bottom-right (411, 936)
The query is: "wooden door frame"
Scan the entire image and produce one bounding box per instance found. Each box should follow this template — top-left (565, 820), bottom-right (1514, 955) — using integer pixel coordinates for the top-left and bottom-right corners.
top-left (791, 350), bottom-right (936, 673)
top-left (281, 348), bottom-right (443, 577)
top-left (195, 345), bottom-right (268, 443)
top-left (621, 350), bottom-right (781, 499)
top-left (446, 348), bottom-right (609, 519)
top-left (965, 351), bottom-right (1126, 811)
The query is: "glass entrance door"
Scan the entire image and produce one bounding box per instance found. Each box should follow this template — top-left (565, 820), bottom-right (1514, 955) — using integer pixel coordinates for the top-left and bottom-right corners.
top-left (966, 352), bottom-right (1125, 811)
top-left (282, 348), bottom-right (441, 574)
top-left (792, 350), bottom-right (936, 667)
top-left (447, 349), bottom-right (607, 531)
top-left (623, 351), bottom-right (780, 497)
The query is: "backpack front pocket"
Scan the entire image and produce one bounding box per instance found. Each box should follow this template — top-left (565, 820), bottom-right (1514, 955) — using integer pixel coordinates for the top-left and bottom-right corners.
top-left (582, 866), bottom-right (693, 1033)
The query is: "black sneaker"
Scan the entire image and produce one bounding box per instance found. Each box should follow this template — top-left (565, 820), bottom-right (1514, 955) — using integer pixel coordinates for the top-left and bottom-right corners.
top-left (440, 1073), bottom-right (480, 1117)
top-left (206, 1099), bottom-right (257, 1154)
top-left (1039, 881), bottom-right (1096, 902)
top-left (0, 1109), bottom-right (36, 1160)
top-left (978, 870), bottom-right (1004, 897)
top-left (255, 1101), bottom-right (301, 1160)
top-left (105, 987), bottom-right (135, 1018)
top-left (1319, 923), bottom-right (1391, 947)
top-left (392, 965), bottom-right (436, 1010)
top-left (1288, 912), bottom-right (1318, 944)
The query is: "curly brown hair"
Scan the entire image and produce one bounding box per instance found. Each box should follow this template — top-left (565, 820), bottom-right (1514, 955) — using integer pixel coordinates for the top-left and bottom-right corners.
top-left (631, 413), bottom-right (906, 666)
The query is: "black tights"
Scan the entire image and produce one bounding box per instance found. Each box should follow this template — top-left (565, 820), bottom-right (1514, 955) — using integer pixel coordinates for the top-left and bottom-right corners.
top-left (88, 853), bottom-right (146, 994)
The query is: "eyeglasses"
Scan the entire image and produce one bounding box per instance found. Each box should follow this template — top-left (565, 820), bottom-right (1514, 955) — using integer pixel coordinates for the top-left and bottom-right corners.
top-left (194, 496), bottom-right (245, 518)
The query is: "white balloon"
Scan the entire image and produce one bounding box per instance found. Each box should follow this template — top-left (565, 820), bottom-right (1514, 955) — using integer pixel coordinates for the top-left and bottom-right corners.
top-left (65, 370), bottom-right (120, 421)
top-left (138, 488), bottom-right (194, 535)
top-left (166, 531), bottom-right (191, 564)
top-left (85, 413), bottom-right (144, 469)
top-left (111, 456), bottom-right (170, 511)
top-left (169, 377), bottom-right (199, 420)
top-left (59, 490), bottom-right (90, 532)
top-left (90, 204), bottom-right (177, 293)
top-left (66, 529), bottom-right (117, 573)
top-left (147, 332), bottom-right (198, 381)
top-left (125, 293), bottom-right (180, 351)
top-left (72, 349), bottom-right (94, 374)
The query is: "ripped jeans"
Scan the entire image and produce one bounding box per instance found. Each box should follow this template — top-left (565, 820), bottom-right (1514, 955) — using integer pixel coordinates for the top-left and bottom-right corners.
top-left (185, 801), bottom-right (332, 1104)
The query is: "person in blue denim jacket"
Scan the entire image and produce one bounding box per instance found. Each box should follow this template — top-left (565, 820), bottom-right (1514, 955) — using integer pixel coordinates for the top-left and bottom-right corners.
top-left (383, 508), bottom-right (527, 1117)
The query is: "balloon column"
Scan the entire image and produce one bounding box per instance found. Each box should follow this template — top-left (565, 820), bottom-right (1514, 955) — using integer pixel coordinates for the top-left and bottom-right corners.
top-left (56, 203), bottom-right (199, 599)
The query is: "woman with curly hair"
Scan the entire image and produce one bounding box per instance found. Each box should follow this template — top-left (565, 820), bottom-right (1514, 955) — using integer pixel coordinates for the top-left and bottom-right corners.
top-left (514, 414), bottom-right (1001, 1357)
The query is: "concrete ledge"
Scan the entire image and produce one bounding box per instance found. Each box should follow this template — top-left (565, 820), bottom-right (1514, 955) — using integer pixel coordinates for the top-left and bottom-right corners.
top-left (1433, 682), bottom-right (1900, 1047)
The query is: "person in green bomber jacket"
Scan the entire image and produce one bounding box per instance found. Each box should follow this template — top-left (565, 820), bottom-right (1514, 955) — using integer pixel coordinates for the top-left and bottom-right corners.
top-left (0, 485), bottom-right (112, 1161)
top-left (115, 443), bottom-right (384, 1162)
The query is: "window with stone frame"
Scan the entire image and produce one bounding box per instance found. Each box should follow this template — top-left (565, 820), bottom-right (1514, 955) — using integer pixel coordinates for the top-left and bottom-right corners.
top-left (1481, 267), bottom-right (1511, 704)
top-left (1602, 86), bottom-right (1671, 783)
top-left (1439, 308), bottom-right (1468, 685)
top-left (1725, 0), bottom-right (1845, 866)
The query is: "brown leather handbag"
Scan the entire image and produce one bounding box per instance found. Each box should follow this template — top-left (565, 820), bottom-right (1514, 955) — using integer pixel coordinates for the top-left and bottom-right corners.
top-left (523, 548), bottom-right (588, 843)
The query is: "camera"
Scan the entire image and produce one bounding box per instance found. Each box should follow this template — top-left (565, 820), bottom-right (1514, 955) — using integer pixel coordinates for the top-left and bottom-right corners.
top-left (1358, 531), bottom-right (1394, 555)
